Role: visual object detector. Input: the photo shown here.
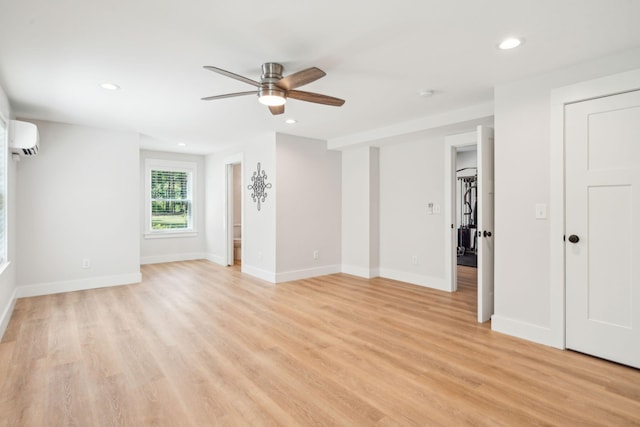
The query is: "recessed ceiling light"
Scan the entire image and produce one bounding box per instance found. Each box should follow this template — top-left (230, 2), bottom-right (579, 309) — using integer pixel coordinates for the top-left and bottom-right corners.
top-left (100, 82), bottom-right (121, 91)
top-left (177, 142), bottom-right (187, 147)
top-left (498, 37), bottom-right (523, 50)
top-left (285, 118), bottom-right (297, 124)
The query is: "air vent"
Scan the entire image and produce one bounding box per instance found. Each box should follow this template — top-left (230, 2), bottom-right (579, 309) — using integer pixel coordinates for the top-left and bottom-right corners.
top-left (9, 120), bottom-right (39, 156)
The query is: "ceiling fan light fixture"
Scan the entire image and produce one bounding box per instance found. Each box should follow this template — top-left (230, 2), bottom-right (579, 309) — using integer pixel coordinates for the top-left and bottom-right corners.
top-left (100, 82), bottom-right (120, 91)
top-left (498, 37), bottom-right (523, 50)
top-left (258, 87), bottom-right (286, 106)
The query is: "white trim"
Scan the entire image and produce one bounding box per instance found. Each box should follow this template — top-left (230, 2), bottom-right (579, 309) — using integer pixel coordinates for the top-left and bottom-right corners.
top-left (444, 131), bottom-right (477, 292)
top-left (241, 264), bottom-right (276, 283)
top-left (275, 264), bottom-right (341, 283)
top-left (0, 260), bottom-right (10, 277)
top-left (549, 68), bottom-right (640, 350)
top-left (0, 286), bottom-right (17, 340)
top-left (16, 272), bottom-right (142, 298)
top-left (378, 268), bottom-right (449, 292)
top-left (140, 252), bottom-right (206, 265)
top-left (341, 264), bottom-right (380, 279)
top-left (144, 158), bottom-right (197, 236)
top-left (492, 315), bottom-right (559, 348)
top-left (206, 253), bottom-right (227, 266)
top-left (144, 231), bottom-right (198, 239)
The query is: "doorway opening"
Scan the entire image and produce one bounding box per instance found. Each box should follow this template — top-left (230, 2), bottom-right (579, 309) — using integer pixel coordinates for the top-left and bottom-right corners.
top-left (444, 126), bottom-right (494, 323)
top-left (456, 146), bottom-right (478, 270)
top-left (225, 154), bottom-right (243, 267)
top-left (231, 163), bottom-right (242, 266)
top-left (455, 146), bottom-right (478, 302)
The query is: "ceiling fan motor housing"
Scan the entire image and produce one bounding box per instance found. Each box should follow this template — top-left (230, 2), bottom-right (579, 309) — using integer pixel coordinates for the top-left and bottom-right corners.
top-left (261, 62), bottom-right (284, 83)
top-left (259, 62), bottom-right (286, 101)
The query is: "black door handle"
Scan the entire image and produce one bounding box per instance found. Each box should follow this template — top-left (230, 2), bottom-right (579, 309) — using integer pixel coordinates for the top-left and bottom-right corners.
top-left (483, 230), bottom-right (492, 237)
top-left (568, 234), bottom-right (580, 243)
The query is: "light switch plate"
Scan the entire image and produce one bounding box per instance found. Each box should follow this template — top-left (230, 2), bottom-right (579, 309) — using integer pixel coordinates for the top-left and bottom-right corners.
top-left (535, 203), bottom-right (547, 219)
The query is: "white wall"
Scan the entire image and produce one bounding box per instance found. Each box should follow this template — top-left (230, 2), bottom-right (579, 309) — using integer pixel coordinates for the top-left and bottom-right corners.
top-left (0, 84), bottom-right (17, 338)
top-left (275, 133), bottom-right (341, 282)
top-left (492, 47), bottom-right (640, 346)
top-left (205, 133), bottom-right (277, 281)
top-left (379, 137), bottom-right (447, 290)
top-left (140, 149), bottom-right (207, 264)
top-left (341, 146), bottom-right (379, 278)
top-left (16, 120), bottom-right (141, 296)
top-left (206, 132), bottom-right (340, 283)
top-left (456, 150), bottom-right (477, 171)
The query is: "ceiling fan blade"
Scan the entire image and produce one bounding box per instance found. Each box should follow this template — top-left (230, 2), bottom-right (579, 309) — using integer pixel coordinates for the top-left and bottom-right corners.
top-left (269, 105), bottom-right (285, 115)
top-left (201, 91), bottom-right (256, 101)
top-left (287, 90), bottom-right (345, 106)
top-left (203, 66), bottom-right (262, 88)
top-left (276, 67), bottom-right (326, 90)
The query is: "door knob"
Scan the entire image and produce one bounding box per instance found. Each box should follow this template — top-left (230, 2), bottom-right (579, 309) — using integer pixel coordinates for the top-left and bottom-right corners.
top-left (483, 230), bottom-right (492, 237)
top-left (568, 234), bottom-right (580, 243)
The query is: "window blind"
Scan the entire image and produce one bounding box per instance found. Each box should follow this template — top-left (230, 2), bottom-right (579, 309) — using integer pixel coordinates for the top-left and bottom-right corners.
top-left (150, 169), bottom-right (192, 230)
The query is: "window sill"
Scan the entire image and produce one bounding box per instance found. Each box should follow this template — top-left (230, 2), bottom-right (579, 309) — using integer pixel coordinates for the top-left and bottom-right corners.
top-left (144, 231), bottom-right (198, 239)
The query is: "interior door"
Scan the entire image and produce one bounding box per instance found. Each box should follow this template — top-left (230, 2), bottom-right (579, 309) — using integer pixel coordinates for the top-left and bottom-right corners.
top-left (565, 90), bottom-right (640, 368)
top-left (477, 125), bottom-right (495, 322)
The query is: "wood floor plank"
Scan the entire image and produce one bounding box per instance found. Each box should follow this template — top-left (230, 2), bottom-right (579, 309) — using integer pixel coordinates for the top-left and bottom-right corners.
top-left (1, 261), bottom-right (639, 426)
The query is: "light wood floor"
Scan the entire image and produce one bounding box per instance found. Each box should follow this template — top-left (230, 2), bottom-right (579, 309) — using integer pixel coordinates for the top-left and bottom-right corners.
top-left (1, 261), bottom-right (639, 426)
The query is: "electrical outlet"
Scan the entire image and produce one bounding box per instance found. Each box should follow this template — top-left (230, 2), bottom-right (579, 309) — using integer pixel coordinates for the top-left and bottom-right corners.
top-left (258, 251), bottom-right (263, 261)
top-left (313, 250), bottom-right (319, 260)
top-left (82, 258), bottom-right (90, 269)
top-left (411, 255), bottom-right (418, 265)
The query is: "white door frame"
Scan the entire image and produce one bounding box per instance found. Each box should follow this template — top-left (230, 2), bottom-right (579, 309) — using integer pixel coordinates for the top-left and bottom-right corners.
top-left (549, 68), bottom-right (640, 349)
top-left (224, 153), bottom-right (243, 266)
top-left (444, 131), bottom-right (477, 292)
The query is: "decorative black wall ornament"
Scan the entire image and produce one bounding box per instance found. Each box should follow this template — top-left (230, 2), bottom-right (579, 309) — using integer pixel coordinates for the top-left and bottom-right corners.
top-left (247, 162), bottom-right (272, 211)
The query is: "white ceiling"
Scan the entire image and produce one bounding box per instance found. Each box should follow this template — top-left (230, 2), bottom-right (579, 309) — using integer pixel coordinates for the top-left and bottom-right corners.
top-left (1, 0), bottom-right (639, 154)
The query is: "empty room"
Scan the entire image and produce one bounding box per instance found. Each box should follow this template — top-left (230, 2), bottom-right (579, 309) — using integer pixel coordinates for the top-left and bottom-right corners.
top-left (0, 1), bottom-right (639, 425)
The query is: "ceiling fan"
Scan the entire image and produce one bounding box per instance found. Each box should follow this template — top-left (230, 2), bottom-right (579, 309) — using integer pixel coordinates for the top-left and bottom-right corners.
top-left (201, 62), bottom-right (345, 115)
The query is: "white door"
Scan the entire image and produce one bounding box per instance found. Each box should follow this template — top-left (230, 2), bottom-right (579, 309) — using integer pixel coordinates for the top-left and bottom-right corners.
top-left (477, 126), bottom-right (495, 323)
top-left (565, 90), bottom-right (640, 368)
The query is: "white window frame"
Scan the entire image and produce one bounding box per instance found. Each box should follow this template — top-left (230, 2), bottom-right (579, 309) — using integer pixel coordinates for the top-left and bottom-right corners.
top-left (144, 159), bottom-right (197, 239)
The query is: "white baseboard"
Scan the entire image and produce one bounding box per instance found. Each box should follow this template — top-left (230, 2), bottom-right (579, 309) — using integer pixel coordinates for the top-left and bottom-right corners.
top-left (206, 253), bottom-right (227, 266)
top-left (0, 287), bottom-right (17, 340)
top-left (140, 252), bottom-right (206, 265)
top-left (241, 264), bottom-right (276, 283)
top-left (491, 314), bottom-right (560, 349)
top-left (378, 268), bottom-right (449, 292)
top-left (16, 272), bottom-right (142, 298)
top-left (275, 264), bottom-right (341, 283)
top-left (341, 264), bottom-right (380, 279)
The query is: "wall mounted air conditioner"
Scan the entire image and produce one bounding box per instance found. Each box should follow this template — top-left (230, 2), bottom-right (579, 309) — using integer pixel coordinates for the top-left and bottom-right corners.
top-left (9, 120), bottom-right (39, 156)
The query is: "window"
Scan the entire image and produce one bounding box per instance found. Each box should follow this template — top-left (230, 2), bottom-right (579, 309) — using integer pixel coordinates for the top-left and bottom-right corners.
top-left (145, 159), bottom-right (196, 237)
top-left (0, 116), bottom-right (6, 265)
top-left (0, 115), bottom-right (9, 266)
